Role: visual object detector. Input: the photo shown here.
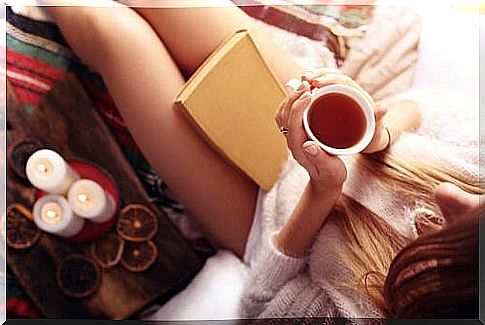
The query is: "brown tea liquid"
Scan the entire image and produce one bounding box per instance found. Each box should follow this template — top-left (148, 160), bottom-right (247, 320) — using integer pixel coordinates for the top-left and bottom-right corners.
top-left (308, 93), bottom-right (366, 149)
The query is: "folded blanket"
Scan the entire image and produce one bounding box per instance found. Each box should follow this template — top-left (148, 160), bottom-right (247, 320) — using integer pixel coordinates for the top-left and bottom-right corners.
top-left (241, 3), bottom-right (421, 102)
top-left (341, 5), bottom-right (421, 102)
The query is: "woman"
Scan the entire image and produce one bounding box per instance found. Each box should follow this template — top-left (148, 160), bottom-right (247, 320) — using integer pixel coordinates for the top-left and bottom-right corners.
top-left (385, 182), bottom-right (482, 318)
top-left (43, 1), bottom-right (481, 319)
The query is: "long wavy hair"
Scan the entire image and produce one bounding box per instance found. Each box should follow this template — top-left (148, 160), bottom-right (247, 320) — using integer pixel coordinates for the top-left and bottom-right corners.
top-left (383, 209), bottom-right (480, 318)
top-left (326, 151), bottom-right (482, 316)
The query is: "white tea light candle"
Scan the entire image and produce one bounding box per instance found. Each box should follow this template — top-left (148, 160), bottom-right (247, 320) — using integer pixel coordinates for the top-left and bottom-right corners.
top-left (68, 179), bottom-right (116, 224)
top-left (33, 195), bottom-right (84, 238)
top-left (26, 149), bottom-right (79, 195)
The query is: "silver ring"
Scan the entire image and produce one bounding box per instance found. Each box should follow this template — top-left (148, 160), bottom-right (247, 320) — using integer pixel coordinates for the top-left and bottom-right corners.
top-left (280, 126), bottom-right (289, 135)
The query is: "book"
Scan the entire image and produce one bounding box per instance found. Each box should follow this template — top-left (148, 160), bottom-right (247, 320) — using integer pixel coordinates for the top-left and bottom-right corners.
top-left (175, 30), bottom-right (288, 191)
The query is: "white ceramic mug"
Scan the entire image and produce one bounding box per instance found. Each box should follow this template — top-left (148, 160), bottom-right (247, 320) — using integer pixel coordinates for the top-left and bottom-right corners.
top-left (302, 84), bottom-right (375, 155)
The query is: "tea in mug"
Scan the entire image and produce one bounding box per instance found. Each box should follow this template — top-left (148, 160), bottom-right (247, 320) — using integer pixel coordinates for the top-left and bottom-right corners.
top-left (308, 93), bottom-right (367, 149)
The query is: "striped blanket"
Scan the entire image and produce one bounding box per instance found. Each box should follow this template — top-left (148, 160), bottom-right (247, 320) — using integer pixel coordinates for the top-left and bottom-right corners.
top-left (5, 4), bottom-right (375, 318)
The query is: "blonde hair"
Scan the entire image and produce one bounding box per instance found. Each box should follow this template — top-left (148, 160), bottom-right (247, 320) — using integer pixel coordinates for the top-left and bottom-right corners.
top-left (327, 151), bottom-right (483, 314)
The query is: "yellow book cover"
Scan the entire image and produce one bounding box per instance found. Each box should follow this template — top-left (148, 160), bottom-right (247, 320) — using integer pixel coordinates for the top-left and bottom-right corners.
top-left (175, 30), bottom-right (288, 191)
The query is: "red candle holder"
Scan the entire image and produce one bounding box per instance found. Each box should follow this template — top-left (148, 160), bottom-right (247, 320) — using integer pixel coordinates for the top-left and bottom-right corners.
top-left (35, 159), bottom-right (121, 243)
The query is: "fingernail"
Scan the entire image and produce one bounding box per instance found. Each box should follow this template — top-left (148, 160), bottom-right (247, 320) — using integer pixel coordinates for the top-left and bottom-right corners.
top-left (303, 143), bottom-right (318, 156)
top-left (378, 106), bottom-right (388, 116)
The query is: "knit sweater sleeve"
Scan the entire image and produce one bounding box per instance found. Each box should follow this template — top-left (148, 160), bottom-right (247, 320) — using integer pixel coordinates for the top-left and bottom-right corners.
top-left (240, 233), bottom-right (306, 318)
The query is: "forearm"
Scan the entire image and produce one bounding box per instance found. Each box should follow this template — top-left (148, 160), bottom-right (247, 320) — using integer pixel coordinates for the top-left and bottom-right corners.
top-left (384, 99), bottom-right (421, 145)
top-left (274, 183), bottom-right (340, 257)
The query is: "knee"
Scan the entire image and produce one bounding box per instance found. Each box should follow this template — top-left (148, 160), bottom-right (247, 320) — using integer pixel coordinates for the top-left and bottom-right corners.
top-left (57, 5), bottom-right (140, 72)
top-left (52, 7), bottom-right (111, 71)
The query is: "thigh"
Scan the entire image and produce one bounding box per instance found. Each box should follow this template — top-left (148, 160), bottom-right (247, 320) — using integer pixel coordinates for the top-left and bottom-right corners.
top-left (48, 5), bottom-right (258, 257)
top-left (132, 0), bottom-right (301, 83)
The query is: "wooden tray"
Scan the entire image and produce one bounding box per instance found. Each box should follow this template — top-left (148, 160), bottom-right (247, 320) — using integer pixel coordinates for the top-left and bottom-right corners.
top-left (6, 74), bottom-right (203, 319)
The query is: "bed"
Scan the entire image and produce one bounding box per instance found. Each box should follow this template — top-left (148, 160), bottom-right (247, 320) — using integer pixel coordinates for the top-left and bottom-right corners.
top-left (5, 0), bottom-right (482, 320)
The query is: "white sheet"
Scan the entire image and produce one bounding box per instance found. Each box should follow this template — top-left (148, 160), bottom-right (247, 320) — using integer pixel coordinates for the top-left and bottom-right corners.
top-left (146, 4), bottom-right (482, 321)
top-left (146, 250), bottom-right (249, 321)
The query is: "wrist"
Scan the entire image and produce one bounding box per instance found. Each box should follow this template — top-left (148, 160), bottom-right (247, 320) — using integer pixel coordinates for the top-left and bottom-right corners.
top-left (276, 181), bottom-right (341, 257)
top-left (308, 180), bottom-right (342, 205)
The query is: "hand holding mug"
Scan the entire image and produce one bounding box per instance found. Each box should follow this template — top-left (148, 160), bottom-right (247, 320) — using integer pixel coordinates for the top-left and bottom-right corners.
top-left (275, 81), bottom-right (347, 194)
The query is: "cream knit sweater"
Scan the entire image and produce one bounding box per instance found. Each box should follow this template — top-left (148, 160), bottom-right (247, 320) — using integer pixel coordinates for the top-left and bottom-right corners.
top-left (240, 88), bottom-right (480, 320)
top-left (240, 158), bottom-right (385, 319)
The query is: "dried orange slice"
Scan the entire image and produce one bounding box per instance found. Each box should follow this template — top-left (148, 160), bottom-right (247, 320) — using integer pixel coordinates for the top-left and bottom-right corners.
top-left (90, 233), bottom-right (125, 269)
top-left (120, 240), bottom-right (157, 272)
top-left (116, 204), bottom-right (158, 242)
top-left (6, 203), bottom-right (41, 249)
top-left (7, 138), bottom-right (44, 180)
top-left (56, 254), bottom-right (101, 299)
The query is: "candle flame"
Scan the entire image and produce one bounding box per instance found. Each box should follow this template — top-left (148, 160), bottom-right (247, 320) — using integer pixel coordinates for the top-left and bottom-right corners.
top-left (35, 158), bottom-right (53, 175)
top-left (37, 163), bottom-right (47, 173)
top-left (41, 202), bottom-right (63, 225)
top-left (46, 210), bottom-right (57, 218)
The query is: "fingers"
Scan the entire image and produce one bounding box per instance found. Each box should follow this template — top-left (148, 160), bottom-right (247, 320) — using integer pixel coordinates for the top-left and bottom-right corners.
top-left (275, 81), bottom-right (310, 130)
top-left (300, 68), bottom-right (346, 92)
top-left (286, 91), bottom-right (311, 159)
top-left (300, 67), bottom-right (343, 81)
top-left (434, 182), bottom-right (480, 223)
top-left (374, 105), bottom-right (388, 123)
top-left (301, 141), bottom-right (325, 179)
top-left (302, 141), bottom-right (347, 188)
top-left (311, 74), bottom-right (374, 106)
top-left (374, 106), bottom-right (388, 139)
top-left (275, 83), bottom-right (313, 171)
top-left (298, 68), bottom-right (368, 101)
top-left (284, 81), bottom-right (310, 126)
top-left (311, 74), bottom-right (354, 87)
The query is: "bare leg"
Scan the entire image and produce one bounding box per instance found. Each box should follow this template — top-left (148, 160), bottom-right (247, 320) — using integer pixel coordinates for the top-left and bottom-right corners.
top-left (47, 5), bottom-right (257, 257)
top-left (132, 0), bottom-right (301, 82)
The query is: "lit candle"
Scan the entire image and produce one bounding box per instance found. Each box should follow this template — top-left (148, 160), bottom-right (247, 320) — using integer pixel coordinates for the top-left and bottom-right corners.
top-left (67, 179), bottom-right (116, 224)
top-left (26, 149), bottom-right (79, 195)
top-left (33, 195), bottom-right (84, 238)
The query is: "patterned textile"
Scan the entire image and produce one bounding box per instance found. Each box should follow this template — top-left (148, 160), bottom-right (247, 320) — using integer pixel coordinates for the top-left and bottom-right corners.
top-left (5, 6), bottom-right (199, 232)
top-left (233, 0), bottom-right (374, 65)
top-left (4, 4), bottom-right (374, 318)
top-left (5, 6), bottom-right (214, 318)
top-left (301, 3), bottom-right (375, 28)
